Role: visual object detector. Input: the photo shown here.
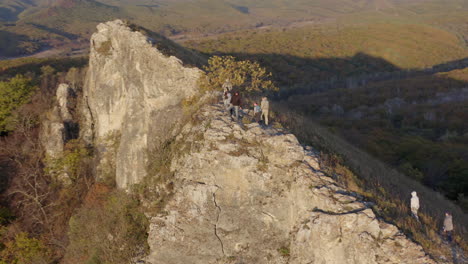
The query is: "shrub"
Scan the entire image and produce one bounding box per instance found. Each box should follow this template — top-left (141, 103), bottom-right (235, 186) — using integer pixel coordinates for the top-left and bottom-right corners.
top-left (0, 232), bottom-right (51, 264)
top-left (64, 189), bottom-right (148, 264)
top-left (199, 55), bottom-right (277, 94)
top-left (277, 246), bottom-right (290, 257)
top-left (0, 207), bottom-right (13, 226)
top-left (44, 140), bottom-right (91, 183)
top-left (95, 40), bottom-right (112, 56)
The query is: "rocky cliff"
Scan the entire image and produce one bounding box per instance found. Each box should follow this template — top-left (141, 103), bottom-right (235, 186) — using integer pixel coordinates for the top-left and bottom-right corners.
top-left (81, 20), bottom-right (202, 188)
top-left (145, 104), bottom-right (436, 264)
top-left (54, 20), bottom-right (442, 263)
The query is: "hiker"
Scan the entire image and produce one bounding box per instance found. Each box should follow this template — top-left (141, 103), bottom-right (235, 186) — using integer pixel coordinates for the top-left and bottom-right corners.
top-left (443, 212), bottom-right (453, 242)
top-left (222, 79), bottom-right (233, 91)
top-left (223, 88), bottom-right (232, 109)
top-left (260, 96), bottom-right (269, 126)
top-left (253, 102), bottom-right (261, 123)
top-left (410, 191), bottom-right (420, 220)
top-left (230, 91), bottom-right (242, 120)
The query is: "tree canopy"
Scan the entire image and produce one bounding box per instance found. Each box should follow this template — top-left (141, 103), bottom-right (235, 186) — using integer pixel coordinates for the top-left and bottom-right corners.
top-left (199, 55), bottom-right (277, 94)
top-left (0, 75), bottom-right (36, 134)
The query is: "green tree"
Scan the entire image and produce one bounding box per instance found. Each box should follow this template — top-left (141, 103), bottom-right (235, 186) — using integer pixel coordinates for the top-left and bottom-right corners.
top-left (199, 56), bottom-right (277, 93)
top-left (0, 75), bottom-right (36, 133)
top-left (0, 232), bottom-right (51, 264)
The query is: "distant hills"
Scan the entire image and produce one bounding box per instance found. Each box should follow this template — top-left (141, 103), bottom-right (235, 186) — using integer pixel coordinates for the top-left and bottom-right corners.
top-left (0, 0), bottom-right (467, 58)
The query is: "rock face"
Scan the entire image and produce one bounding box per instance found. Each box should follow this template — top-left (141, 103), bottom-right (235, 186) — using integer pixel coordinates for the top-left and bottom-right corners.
top-left (145, 104), bottom-right (436, 264)
top-left (81, 20), bottom-right (202, 188)
top-left (41, 83), bottom-right (76, 158)
top-left (76, 20), bottom-right (439, 263)
top-left (40, 83), bottom-right (79, 183)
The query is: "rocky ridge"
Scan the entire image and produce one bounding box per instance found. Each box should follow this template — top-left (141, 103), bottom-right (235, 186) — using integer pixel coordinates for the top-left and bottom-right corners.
top-left (145, 103), bottom-right (436, 264)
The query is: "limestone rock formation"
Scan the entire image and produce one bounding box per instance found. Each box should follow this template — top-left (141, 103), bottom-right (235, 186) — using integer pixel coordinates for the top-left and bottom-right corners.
top-left (74, 20), bottom-right (443, 263)
top-left (40, 83), bottom-right (78, 183)
top-left (145, 104), bottom-right (436, 264)
top-left (81, 20), bottom-right (202, 188)
top-left (40, 83), bottom-right (76, 158)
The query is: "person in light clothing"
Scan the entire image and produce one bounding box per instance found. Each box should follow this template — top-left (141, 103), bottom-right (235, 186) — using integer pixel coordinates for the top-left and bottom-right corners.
top-left (410, 191), bottom-right (420, 220)
top-left (223, 88), bottom-right (232, 109)
top-left (443, 212), bottom-right (453, 242)
top-left (260, 96), bottom-right (269, 126)
top-left (222, 79), bottom-right (233, 91)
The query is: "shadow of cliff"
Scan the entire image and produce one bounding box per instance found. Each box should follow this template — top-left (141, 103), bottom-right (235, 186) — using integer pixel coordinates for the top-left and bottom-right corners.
top-left (28, 23), bottom-right (79, 40)
top-left (0, 30), bottom-right (41, 58)
top-left (199, 50), bottom-right (468, 99)
top-left (0, 57), bottom-right (88, 79)
top-left (0, 4), bottom-right (26, 22)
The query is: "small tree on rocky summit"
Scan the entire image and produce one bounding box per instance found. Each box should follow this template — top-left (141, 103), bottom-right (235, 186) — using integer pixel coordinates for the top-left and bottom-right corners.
top-left (199, 55), bottom-right (277, 93)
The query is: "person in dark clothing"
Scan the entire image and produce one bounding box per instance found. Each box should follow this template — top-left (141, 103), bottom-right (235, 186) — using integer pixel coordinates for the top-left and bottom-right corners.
top-left (230, 91), bottom-right (242, 120)
top-left (253, 102), bottom-right (261, 123)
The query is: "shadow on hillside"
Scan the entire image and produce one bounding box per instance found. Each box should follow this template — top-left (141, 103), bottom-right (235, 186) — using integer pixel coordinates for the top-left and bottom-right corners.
top-left (0, 5), bottom-right (25, 22)
top-left (0, 57), bottom-right (88, 79)
top-left (0, 30), bottom-right (41, 58)
top-left (29, 23), bottom-right (79, 40)
top-left (201, 50), bottom-right (468, 98)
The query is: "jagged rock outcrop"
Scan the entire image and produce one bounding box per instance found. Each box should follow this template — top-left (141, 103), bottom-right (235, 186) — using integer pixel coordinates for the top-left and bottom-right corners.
top-left (74, 20), bottom-right (442, 263)
top-left (41, 83), bottom-right (76, 158)
top-left (145, 104), bottom-right (436, 264)
top-left (81, 20), bottom-right (202, 188)
top-left (40, 83), bottom-right (78, 183)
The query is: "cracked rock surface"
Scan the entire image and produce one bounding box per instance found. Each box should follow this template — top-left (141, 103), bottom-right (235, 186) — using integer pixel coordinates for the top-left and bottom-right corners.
top-left (146, 104), bottom-right (436, 264)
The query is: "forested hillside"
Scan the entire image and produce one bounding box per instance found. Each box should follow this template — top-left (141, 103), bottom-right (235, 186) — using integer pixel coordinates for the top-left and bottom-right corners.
top-left (185, 23), bottom-right (468, 86)
top-left (287, 69), bottom-right (468, 209)
top-left (1, 0), bottom-right (467, 58)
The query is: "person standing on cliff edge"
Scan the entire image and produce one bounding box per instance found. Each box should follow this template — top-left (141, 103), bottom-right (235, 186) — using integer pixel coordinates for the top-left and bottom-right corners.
top-left (222, 78), bottom-right (233, 91)
top-left (443, 212), bottom-right (454, 242)
top-left (260, 96), bottom-right (269, 126)
top-left (223, 88), bottom-right (232, 110)
top-left (410, 191), bottom-right (420, 221)
top-left (230, 91), bottom-right (242, 121)
top-left (253, 102), bottom-right (261, 123)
